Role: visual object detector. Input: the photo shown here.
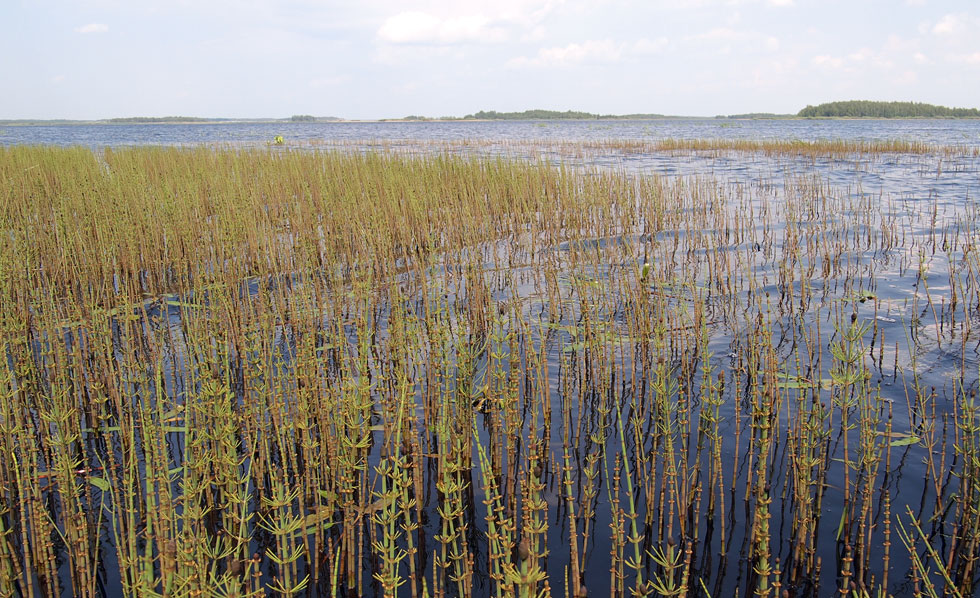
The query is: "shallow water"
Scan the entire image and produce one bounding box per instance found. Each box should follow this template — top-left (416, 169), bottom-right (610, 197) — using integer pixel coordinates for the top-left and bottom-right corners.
top-left (3, 124), bottom-right (980, 597)
top-left (3, 118), bottom-right (980, 148)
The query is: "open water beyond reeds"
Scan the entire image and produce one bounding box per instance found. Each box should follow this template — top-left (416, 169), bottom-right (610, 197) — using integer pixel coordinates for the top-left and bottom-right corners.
top-left (1, 121), bottom-right (980, 598)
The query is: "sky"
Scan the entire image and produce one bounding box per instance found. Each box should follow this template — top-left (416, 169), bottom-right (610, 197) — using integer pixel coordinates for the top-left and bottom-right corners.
top-left (2, 0), bottom-right (979, 120)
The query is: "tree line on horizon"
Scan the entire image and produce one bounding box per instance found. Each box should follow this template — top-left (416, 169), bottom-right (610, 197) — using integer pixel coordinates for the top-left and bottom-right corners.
top-left (465, 102), bottom-right (980, 120)
top-left (798, 100), bottom-right (980, 118)
top-left (17, 101), bottom-right (980, 125)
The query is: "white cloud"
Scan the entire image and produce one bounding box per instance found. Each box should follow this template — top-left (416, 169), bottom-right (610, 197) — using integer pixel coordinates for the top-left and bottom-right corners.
top-left (848, 48), bottom-right (872, 62)
top-left (373, 43), bottom-right (454, 65)
top-left (949, 52), bottom-right (980, 64)
top-left (686, 27), bottom-right (779, 54)
top-left (633, 37), bottom-right (668, 54)
top-left (767, 0), bottom-right (794, 6)
top-left (508, 36), bottom-right (668, 69)
top-left (882, 33), bottom-right (916, 53)
top-left (508, 39), bottom-right (623, 68)
top-left (522, 25), bottom-right (547, 42)
top-left (488, 0), bottom-right (566, 27)
top-left (377, 12), bottom-right (508, 44)
top-left (692, 27), bottom-right (746, 42)
top-left (750, 56), bottom-right (797, 86)
top-left (811, 42), bottom-right (902, 74)
top-left (921, 13), bottom-right (980, 68)
top-left (75, 23), bottom-right (109, 34)
top-left (811, 55), bottom-right (844, 69)
top-left (932, 13), bottom-right (964, 36)
top-left (375, 1), bottom-right (562, 45)
top-left (894, 70), bottom-right (918, 85)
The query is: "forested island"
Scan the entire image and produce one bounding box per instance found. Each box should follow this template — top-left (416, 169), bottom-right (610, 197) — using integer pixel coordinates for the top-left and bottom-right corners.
top-left (799, 101), bottom-right (980, 118)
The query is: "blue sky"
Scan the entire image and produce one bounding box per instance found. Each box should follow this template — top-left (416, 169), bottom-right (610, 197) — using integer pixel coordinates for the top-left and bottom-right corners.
top-left (2, 0), bottom-right (978, 119)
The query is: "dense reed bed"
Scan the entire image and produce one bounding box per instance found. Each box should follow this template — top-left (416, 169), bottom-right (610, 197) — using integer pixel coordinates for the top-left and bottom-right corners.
top-left (0, 145), bottom-right (978, 598)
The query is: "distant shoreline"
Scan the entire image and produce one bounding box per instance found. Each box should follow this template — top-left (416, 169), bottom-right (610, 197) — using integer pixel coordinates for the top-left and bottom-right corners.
top-left (5, 101), bottom-right (980, 124)
top-left (4, 116), bottom-right (980, 126)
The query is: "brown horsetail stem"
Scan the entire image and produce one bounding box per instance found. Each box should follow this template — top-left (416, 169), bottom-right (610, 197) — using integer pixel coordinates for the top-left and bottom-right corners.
top-left (0, 143), bottom-right (978, 597)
